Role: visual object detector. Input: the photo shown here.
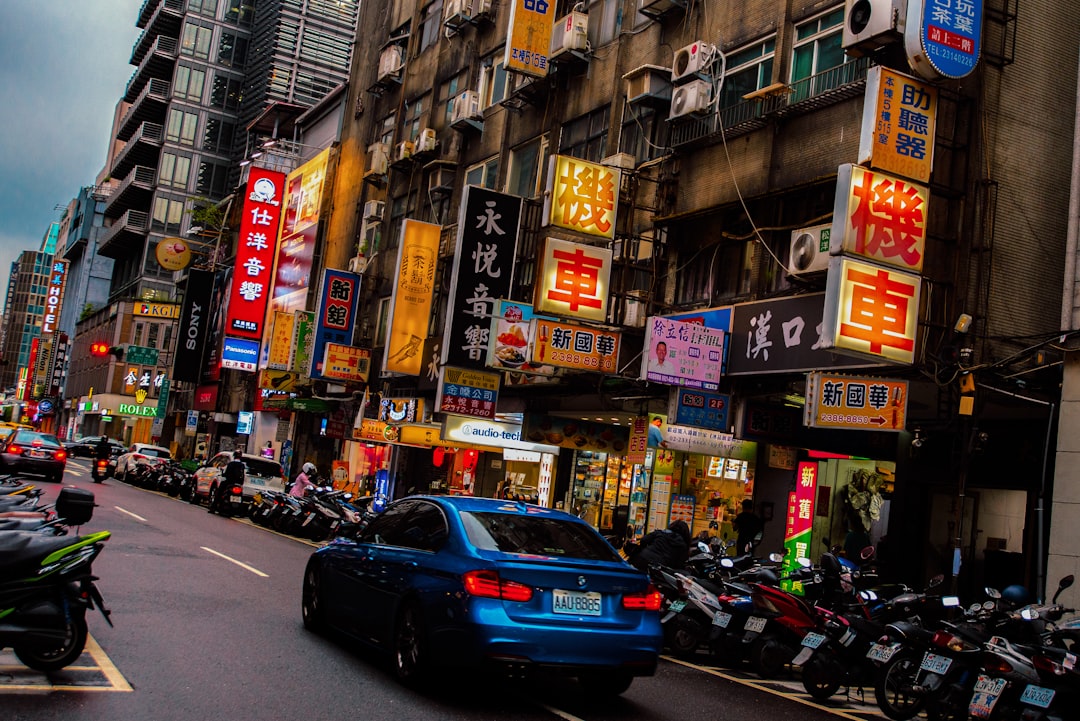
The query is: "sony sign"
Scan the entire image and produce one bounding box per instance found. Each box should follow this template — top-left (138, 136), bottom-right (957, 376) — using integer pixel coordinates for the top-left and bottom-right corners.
top-left (173, 269), bottom-right (215, 384)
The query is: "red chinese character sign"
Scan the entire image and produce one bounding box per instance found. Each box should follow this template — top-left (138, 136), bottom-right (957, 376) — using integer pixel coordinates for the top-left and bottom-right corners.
top-left (225, 167), bottom-right (286, 340)
top-left (823, 256), bottom-right (922, 365)
top-left (545, 155), bottom-right (619, 239)
top-left (533, 237), bottom-right (612, 322)
top-left (781, 461), bottom-right (818, 594)
top-left (830, 164), bottom-right (929, 273)
top-left (311, 268), bottom-right (361, 380)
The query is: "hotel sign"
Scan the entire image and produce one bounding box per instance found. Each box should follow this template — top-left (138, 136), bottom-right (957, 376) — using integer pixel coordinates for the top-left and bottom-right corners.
top-left (42, 260), bottom-right (69, 335)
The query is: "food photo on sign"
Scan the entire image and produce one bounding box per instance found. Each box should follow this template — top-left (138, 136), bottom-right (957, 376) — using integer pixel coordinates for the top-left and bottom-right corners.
top-left (487, 302), bottom-right (560, 378)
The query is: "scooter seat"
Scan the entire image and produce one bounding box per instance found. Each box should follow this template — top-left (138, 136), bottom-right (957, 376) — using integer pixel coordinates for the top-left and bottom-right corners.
top-left (0, 531), bottom-right (84, 578)
top-left (0, 483), bottom-right (35, 496)
top-left (0, 517), bottom-right (48, 532)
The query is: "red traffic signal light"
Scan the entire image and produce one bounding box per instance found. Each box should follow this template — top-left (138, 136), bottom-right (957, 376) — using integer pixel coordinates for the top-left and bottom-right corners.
top-left (90, 342), bottom-right (110, 357)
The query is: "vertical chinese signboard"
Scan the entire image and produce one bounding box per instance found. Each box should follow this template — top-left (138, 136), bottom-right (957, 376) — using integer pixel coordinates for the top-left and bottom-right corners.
top-left (504, 0), bottom-right (556, 77)
top-left (858, 67), bottom-right (938, 184)
top-left (627, 416), bottom-right (649, 465)
top-left (782, 461), bottom-right (818, 594)
top-left (533, 237), bottom-right (612, 322)
top-left (226, 167), bottom-right (286, 340)
top-left (311, 268), bottom-right (361, 380)
top-left (442, 187), bottom-right (521, 369)
top-left (385, 219), bottom-right (440, 376)
top-left (266, 311), bottom-right (296, 370)
top-left (290, 310), bottom-right (316, 376)
top-left (42, 260), bottom-right (68, 335)
top-left (545, 155), bottom-right (619, 239)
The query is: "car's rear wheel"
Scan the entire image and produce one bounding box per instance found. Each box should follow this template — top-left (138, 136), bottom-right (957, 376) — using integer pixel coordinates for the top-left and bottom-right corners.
top-left (579, 670), bottom-right (634, 696)
top-left (393, 602), bottom-right (429, 686)
top-left (301, 562), bottom-right (326, 633)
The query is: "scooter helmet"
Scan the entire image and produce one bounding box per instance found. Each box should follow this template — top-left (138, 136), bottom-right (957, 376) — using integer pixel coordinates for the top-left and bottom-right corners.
top-left (302, 462), bottom-right (317, 475)
top-left (1002, 584), bottom-right (1029, 605)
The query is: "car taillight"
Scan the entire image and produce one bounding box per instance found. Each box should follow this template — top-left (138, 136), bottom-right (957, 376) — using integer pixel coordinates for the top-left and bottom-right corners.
top-left (6, 444), bottom-right (22, 455)
top-left (463, 570), bottom-right (533, 602)
top-left (55, 450), bottom-right (67, 461)
top-left (623, 584), bottom-right (663, 611)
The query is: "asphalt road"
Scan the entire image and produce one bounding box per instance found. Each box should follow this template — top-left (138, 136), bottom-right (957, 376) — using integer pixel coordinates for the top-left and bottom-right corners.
top-left (2, 461), bottom-right (884, 721)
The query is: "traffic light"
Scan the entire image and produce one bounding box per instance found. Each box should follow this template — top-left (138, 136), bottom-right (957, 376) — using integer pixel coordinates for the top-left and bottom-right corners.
top-left (90, 342), bottom-right (110, 357)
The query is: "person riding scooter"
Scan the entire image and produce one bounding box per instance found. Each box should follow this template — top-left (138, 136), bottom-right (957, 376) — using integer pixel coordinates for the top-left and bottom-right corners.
top-left (290, 462), bottom-right (317, 498)
top-left (92, 436), bottom-right (113, 482)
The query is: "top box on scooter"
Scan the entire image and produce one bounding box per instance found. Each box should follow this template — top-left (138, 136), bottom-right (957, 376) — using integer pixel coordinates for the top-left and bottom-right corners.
top-left (56, 487), bottom-right (95, 525)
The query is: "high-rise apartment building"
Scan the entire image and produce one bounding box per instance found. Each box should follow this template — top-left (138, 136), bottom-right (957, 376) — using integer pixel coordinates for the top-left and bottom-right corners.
top-left (0, 250), bottom-right (54, 392)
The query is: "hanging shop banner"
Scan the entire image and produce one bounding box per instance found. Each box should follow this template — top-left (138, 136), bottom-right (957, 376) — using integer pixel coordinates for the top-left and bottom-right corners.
top-left (267, 311), bottom-right (297, 370)
top-left (377, 397), bottom-right (425, 424)
top-left (670, 388), bottom-right (731, 431)
top-left (822, 257), bottom-right (921, 365)
top-left (527, 318), bottom-right (620, 373)
top-left (47, 333), bottom-right (69, 398)
top-left (520, 414), bottom-right (630, 454)
top-left (441, 416), bottom-right (562, 455)
top-left (627, 416), bottom-right (649, 465)
top-left (727, 293), bottom-right (872, 375)
top-left (905, 0), bottom-right (982, 81)
top-left (385, 219), bottom-right (440, 376)
top-left (172, 268), bottom-right (215, 383)
top-left (290, 310), bottom-right (316, 376)
top-left (311, 268), bottom-right (361, 379)
top-left (830, 164), bottom-right (928, 273)
top-left (155, 237), bottom-right (192, 271)
top-left (533, 236), bottom-right (612, 322)
top-left (322, 343), bottom-right (370, 383)
top-left (41, 260), bottom-right (69, 335)
top-left (782, 462), bottom-right (818, 594)
top-left (804, 372), bottom-right (908, 432)
top-left (225, 166), bottom-right (286, 340)
top-left (641, 316), bottom-right (725, 390)
top-left (272, 149), bottom-right (330, 313)
top-left (503, 0), bottom-right (555, 77)
top-left (487, 300), bottom-right (560, 376)
top-left (858, 67), bottom-right (938, 184)
top-left (156, 378), bottom-right (170, 417)
top-left (436, 366), bottom-right (500, 420)
top-left (221, 336), bottom-right (261, 372)
top-left (441, 186), bottom-right (522, 369)
top-left (544, 155), bottom-right (620, 240)
top-left (258, 369), bottom-right (299, 392)
top-left (663, 426), bottom-right (756, 458)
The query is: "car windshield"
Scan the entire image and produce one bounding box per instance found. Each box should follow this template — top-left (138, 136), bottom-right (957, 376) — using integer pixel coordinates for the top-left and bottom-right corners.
top-left (138, 447), bottom-right (171, 458)
top-left (245, 458), bottom-right (282, 478)
top-left (13, 431), bottom-right (61, 448)
top-left (461, 511), bottom-right (621, 561)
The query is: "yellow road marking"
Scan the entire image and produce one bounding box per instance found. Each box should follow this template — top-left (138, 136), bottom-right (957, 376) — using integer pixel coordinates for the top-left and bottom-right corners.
top-left (0, 634), bottom-right (132, 693)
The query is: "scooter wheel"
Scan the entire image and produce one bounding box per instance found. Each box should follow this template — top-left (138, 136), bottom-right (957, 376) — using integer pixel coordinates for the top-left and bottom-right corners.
top-left (874, 650), bottom-right (927, 720)
top-left (749, 634), bottom-right (793, 678)
top-left (801, 654), bottom-right (841, 701)
top-left (665, 615), bottom-right (703, 657)
top-left (14, 613), bottom-right (88, 672)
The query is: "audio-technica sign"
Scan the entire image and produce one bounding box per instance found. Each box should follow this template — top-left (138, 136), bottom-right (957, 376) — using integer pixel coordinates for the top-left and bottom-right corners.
top-left (440, 417), bottom-right (560, 455)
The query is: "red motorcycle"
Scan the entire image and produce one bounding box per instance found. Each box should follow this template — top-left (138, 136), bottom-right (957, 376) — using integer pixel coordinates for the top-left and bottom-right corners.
top-left (745, 560), bottom-right (823, 676)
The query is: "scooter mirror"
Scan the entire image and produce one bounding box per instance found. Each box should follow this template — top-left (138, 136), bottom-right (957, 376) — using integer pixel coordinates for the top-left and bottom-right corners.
top-left (928, 574), bottom-right (945, 589)
top-left (797, 557), bottom-right (812, 568)
top-left (1053, 574), bottom-right (1075, 603)
top-left (768, 553), bottom-right (784, 563)
top-left (698, 541), bottom-right (711, 554)
top-left (985, 587), bottom-right (1002, 599)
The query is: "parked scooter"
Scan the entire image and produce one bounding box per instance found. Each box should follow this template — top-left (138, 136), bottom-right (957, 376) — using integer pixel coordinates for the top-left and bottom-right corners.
top-left (0, 486), bottom-right (113, 671)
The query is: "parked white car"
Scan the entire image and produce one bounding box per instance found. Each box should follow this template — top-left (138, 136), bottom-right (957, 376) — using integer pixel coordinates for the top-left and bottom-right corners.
top-left (191, 452), bottom-right (286, 513)
top-left (114, 443), bottom-right (172, 479)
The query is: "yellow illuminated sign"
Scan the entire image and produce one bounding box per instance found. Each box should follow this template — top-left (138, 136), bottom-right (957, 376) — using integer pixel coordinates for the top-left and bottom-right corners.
top-left (547, 155), bottom-right (620, 239)
top-left (832, 164), bottom-right (929, 273)
top-left (533, 236), bottom-right (612, 322)
top-left (267, 311), bottom-right (295, 370)
top-left (859, 67), bottom-right (937, 184)
top-left (805, 372), bottom-right (908, 432)
top-left (384, 219), bottom-right (440, 376)
top-left (504, 0), bottom-right (555, 77)
top-left (528, 318), bottom-right (620, 373)
top-left (134, 302), bottom-right (181, 319)
top-left (824, 256), bottom-right (921, 365)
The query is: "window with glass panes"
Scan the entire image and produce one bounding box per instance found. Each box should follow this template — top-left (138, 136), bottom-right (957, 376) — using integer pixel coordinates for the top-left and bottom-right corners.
top-left (224, 0), bottom-right (254, 26)
top-left (506, 137), bottom-right (547, 198)
top-left (167, 109), bottom-right (199, 146)
top-left (181, 23), bottom-right (213, 60)
top-left (151, 196), bottom-right (186, 234)
top-left (189, 0), bottom-right (218, 17)
top-left (586, 0), bottom-right (618, 47)
top-left (674, 238), bottom-right (753, 305)
top-left (197, 161), bottom-right (230, 197)
top-left (377, 113), bottom-right (396, 146)
top-left (386, 192), bottom-right (418, 251)
top-left (719, 38), bottom-right (775, 109)
top-left (790, 8), bottom-right (845, 89)
top-left (560, 107), bottom-right (608, 162)
top-left (481, 55), bottom-right (507, 108)
top-left (218, 32), bottom-right (248, 67)
top-left (211, 74), bottom-right (242, 110)
top-left (620, 107), bottom-right (666, 163)
top-left (403, 95), bottom-right (428, 142)
top-left (466, 157), bottom-right (499, 189)
top-left (159, 153), bottom-right (192, 189)
top-left (174, 66), bottom-right (206, 102)
top-left (439, 72), bottom-right (467, 125)
top-left (418, 1), bottom-right (444, 54)
top-left (202, 116), bottom-right (234, 154)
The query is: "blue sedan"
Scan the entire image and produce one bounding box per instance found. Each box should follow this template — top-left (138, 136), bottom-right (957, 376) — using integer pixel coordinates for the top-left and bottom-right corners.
top-left (301, 495), bottom-right (663, 694)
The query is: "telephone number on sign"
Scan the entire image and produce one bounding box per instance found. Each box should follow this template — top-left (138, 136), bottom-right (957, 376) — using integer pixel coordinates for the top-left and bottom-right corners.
top-left (549, 349), bottom-right (614, 370)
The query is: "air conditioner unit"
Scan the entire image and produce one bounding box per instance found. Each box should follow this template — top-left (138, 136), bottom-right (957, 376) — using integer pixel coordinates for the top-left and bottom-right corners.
top-left (788, 223), bottom-right (832, 276)
top-left (395, 141), bottom-right (415, 163)
top-left (622, 291), bottom-right (649, 328)
top-left (550, 11), bottom-right (588, 59)
top-left (415, 128), bottom-right (437, 154)
top-left (602, 153), bottom-right (636, 172)
top-left (668, 79), bottom-right (712, 120)
top-left (842, 0), bottom-right (906, 57)
top-left (672, 41), bottom-right (714, 83)
top-left (450, 89), bottom-right (481, 125)
top-left (363, 200), bottom-right (385, 221)
top-left (377, 45), bottom-right (404, 82)
top-left (444, 0), bottom-right (469, 27)
top-left (428, 166), bottom-right (455, 195)
top-left (348, 256), bottom-right (368, 274)
top-left (367, 142), bottom-right (389, 175)
top-left (624, 65), bottom-right (673, 106)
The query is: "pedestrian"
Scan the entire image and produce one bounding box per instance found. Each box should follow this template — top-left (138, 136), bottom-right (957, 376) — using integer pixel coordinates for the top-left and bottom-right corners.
top-left (625, 520), bottom-right (691, 572)
top-left (732, 499), bottom-right (764, 555)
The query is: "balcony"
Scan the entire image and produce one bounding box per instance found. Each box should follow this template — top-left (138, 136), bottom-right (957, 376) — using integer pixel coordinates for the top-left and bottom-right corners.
top-left (117, 78), bottom-right (171, 141)
top-left (103, 166), bottom-right (155, 220)
top-left (98, 210), bottom-right (149, 259)
top-left (110, 122), bottom-right (163, 179)
top-left (670, 57), bottom-right (871, 150)
top-left (131, 0), bottom-right (183, 64)
top-left (124, 36), bottom-right (177, 102)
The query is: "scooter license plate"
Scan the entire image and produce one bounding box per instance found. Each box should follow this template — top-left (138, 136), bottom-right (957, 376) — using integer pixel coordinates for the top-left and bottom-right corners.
top-left (801, 632), bottom-right (826, 649)
top-left (230, 495), bottom-right (242, 503)
top-left (968, 674), bottom-right (1007, 718)
top-left (669, 600), bottom-right (687, 613)
top-left (744, 616), bottom-right (767, 634)
top-left (867, 642), bottom-right (900, 663)
top-left (920, 652), bottom-right (952, 675)
top-left (1019, 684), bottom-right (1055, 708)
top-left (712, 611), bottom-right (731, 628)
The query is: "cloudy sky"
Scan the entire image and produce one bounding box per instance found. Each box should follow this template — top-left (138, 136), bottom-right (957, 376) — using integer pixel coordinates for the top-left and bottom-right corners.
top-left (0, 1), bottom-right (140, 292)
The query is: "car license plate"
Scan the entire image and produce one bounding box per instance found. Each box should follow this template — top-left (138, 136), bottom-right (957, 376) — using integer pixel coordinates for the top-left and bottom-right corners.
top-left (669, 599), bottom-right (687, 613)
top-left (744, 616), bottom-right (767, 634)
top-left (552, 589), bottom-right (602, 616)
top-left (802, 632), bottom-right (826, 648)
top-left (920, 652), bottom-right (952, 674)
top-left (867, 642), bottom-right (900, 663)
top-left (712, 611), bottom-right (731, 628)
top-left (968, 674), bottom-right (1007, 718)
top-left (1020, 684), bottom-right (1055, 708)
top-left (28, 449), bottom-right (47, 458)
